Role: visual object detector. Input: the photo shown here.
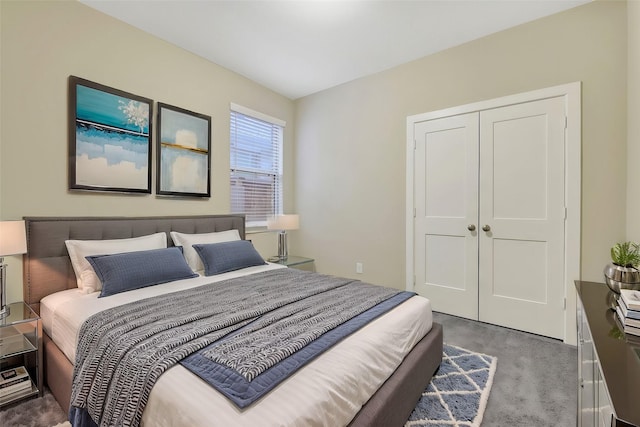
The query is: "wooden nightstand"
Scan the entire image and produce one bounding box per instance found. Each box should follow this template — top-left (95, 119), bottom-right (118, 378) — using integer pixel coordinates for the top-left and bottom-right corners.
top-left (0, 302), bottom-right (43, 407)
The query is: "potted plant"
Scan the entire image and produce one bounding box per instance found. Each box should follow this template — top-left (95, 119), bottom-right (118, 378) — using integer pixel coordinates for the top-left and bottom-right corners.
top-left (604, 241), bottom-right (640, 293)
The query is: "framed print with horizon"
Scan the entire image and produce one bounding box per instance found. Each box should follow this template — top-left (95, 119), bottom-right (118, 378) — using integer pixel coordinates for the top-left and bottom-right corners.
top-left (156, 103), bottom-right (211, 197)
top-left (68, 76), bottom-right (152, 193)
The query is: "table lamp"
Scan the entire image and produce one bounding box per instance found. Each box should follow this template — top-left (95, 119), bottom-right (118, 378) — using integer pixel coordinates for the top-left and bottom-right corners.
top-left (0, 220), bottom-right (27, 318)
top-left (267, 214), bottom-right (299, 260)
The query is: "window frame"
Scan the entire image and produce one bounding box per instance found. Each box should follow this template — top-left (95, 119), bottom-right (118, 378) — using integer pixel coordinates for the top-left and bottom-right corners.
top-left (229, 103), bottom-right (286, 229)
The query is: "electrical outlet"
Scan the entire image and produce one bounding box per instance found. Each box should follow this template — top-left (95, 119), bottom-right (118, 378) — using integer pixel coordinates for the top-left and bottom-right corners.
top-left (356, 262), bottom-right (363, 274)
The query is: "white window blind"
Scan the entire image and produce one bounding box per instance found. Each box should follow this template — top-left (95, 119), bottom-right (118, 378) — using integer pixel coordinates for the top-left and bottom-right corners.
top-left (230, 105), bottom-right (284, 227)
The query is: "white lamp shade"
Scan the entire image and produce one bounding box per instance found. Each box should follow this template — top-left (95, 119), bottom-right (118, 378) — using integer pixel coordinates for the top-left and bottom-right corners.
top-left (267, 214), bottom-right (299, 231)
top-left (0, 220), bottom-right (27, 256)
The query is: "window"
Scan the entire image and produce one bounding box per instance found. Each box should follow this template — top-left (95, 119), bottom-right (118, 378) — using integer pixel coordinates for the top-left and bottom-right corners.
top-left (230, 104), bottom-right (285, 228)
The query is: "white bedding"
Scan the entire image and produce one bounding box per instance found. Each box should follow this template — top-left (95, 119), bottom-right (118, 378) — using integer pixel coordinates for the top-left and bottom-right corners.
top-left (41, 264), bottom-right (433, 427)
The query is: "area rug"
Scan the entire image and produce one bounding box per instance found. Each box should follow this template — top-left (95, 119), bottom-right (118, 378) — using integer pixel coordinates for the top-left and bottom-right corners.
top-left (405, 344), bottom-right (497, 427)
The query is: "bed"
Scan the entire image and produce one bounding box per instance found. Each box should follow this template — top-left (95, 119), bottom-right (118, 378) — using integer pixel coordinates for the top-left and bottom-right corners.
top-left (22, 215), bottom-right (443, 427)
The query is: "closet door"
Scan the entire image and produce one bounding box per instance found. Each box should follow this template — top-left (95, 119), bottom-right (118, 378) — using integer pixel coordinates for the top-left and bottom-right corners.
top-left (413, 113), bottom-right (479, 320)
top-left (478, 97), bottom-right (566, 339)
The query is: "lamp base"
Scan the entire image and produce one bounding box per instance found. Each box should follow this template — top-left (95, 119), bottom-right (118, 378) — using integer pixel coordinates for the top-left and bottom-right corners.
top-left (0, 260), bottom-right (9, 319)
top-left (277, 231), bottom-right (288, 260)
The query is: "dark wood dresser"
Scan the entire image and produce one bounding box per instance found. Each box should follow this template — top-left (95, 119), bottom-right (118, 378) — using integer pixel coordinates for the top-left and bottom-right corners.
top-left (576, 281), bottom-right (640, 427)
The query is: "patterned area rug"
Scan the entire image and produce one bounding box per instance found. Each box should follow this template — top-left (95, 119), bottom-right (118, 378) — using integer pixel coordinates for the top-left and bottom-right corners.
top-left (406, 344), bottom-right (497, 427)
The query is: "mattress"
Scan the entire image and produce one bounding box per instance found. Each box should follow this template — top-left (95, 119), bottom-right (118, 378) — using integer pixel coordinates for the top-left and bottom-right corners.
top-left (41, 264), bottom-right (433, 427)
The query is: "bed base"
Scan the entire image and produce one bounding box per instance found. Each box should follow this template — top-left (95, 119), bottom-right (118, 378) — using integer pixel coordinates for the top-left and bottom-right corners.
top-left (44, 333), bottom-right (74, 414)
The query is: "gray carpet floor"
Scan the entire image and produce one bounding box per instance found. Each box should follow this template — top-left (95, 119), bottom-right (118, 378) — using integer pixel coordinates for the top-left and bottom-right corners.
top-left (434, 311), bottom-right (577, 426)
top-left (0, 312), bottom-right (577, 427)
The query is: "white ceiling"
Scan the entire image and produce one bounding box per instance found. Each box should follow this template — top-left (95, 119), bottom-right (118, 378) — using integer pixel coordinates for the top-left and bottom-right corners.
top-left (80, 0), bottom-right (590, 100)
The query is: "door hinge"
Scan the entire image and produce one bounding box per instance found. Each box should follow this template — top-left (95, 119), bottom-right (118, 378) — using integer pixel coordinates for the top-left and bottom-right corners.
top-left (564, 207), bottom-right (568, 220)
top-left (413, 275), bottom-right (416, 286)
top-left (564, 116), bottom-right (568, 129)
top-left (564, 298), bottom-right (567, 310)
top-left (414, 208), bottom-right (416, 218)
top-left (414, 139), bottom-right (417, 150)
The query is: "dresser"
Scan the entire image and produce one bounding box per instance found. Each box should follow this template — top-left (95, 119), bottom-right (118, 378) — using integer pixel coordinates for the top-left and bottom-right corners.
top-left (576, 281), bottom-right (640, 427)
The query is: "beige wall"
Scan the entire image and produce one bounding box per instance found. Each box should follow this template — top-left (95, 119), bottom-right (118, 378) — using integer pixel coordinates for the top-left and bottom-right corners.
top-left (0, 0), bottom-right (632, 306)
top-left (0, 0), bottom-right (295, 303)
top-left (628, 0), bottom-right (640, 241)
top-left (293, 0), bottom-right (628, 289)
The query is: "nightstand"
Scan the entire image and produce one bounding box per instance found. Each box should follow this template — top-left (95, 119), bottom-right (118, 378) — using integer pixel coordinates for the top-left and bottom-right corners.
top-left (0, 302), bottom-right (43, 407)
top-left (272, 256), bottom-right (315, 270)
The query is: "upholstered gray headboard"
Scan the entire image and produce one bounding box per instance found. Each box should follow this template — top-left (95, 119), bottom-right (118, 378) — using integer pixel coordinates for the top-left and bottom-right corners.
top-left (23, 215), bottom-right (246, 313)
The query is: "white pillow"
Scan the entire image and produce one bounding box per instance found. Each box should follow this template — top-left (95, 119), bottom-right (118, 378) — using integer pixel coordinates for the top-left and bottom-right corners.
top-left (65, 232), bottom-right (167, 294)
top-left (170, 229), bottom-right (241, 273)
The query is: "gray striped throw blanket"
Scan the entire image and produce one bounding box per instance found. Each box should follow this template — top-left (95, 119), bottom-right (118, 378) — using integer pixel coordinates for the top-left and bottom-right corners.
top-left (70, 268), bottom-right (410, 427)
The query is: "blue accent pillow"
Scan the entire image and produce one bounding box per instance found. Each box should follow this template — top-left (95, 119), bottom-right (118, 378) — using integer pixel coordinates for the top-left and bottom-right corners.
top-left (193, 240), bottom-right (266, 276)
top-left (86, 247), bottom-right (198, 298)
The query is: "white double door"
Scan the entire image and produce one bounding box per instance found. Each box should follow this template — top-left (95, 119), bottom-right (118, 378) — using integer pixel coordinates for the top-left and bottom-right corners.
top-left (413, 97), bottom-right (566, 339)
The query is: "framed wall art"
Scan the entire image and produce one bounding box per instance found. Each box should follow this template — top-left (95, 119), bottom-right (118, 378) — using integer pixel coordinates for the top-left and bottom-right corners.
top-left (156, 103), bottom-right (211, 197)
top-left (68, 76), bottom-right (153, 193)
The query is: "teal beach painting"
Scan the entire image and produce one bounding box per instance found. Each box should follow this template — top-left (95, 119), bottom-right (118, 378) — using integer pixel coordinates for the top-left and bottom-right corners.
top-left (157, 103), bottom-right (211, 197)
top-left (69, 76), bottom-right (152, 193)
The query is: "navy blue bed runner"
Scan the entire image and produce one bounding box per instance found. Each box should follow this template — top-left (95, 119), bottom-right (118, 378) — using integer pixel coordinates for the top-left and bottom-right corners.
top-left (180, 291), bottom-right (414, 408)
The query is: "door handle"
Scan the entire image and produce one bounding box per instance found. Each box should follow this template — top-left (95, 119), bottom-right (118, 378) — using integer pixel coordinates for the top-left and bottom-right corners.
top-left (467, 224), bottom-right (476, 231)
top-left (482, 225), bottom-right (491, 232)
